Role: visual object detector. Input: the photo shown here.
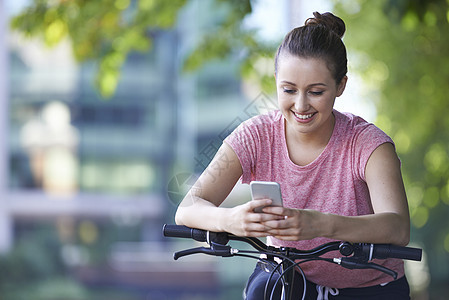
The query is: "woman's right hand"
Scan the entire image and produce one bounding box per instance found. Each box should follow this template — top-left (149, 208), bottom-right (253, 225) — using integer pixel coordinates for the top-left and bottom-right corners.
top-left (224, 199), bottom-right (285, 237)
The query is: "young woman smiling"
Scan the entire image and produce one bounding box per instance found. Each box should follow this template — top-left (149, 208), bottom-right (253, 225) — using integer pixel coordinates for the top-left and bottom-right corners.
top-left (175, 11), bottom-right (411, 299)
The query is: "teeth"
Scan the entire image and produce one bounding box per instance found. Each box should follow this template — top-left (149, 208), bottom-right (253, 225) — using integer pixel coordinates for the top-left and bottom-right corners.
top-left (293, 112), bottom-right (314, 119)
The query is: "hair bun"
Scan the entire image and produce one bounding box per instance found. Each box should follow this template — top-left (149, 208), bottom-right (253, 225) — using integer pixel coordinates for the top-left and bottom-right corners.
top-left (305, 12), bottom-right (346, 39)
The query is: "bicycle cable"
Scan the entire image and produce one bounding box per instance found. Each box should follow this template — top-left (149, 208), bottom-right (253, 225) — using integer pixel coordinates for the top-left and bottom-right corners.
top-left (271, 257), bottom-right (334, 300)
top-left (232, 249), bottom-right (299, 300)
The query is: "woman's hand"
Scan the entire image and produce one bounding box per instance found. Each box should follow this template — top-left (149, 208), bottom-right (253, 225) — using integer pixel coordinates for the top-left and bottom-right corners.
top-left (223, 199), bottom-right (287, 237)
top-left (259, 206), bottom-right (325, 241)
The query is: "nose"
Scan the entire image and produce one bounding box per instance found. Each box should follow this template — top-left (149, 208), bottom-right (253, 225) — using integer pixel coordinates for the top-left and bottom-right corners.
top-left (294, 93), bottom-right (310, 112)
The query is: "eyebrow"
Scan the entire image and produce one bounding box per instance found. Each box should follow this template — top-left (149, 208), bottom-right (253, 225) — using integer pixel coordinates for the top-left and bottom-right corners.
top-left (280, 80), bottom-right (327, 87)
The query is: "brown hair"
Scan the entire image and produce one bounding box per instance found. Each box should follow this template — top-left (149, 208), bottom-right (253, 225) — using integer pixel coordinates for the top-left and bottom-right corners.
top-left (274, 12), bottom-right (347, 84)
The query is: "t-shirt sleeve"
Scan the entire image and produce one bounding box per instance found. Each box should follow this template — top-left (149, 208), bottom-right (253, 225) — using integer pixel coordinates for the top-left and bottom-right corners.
top-left (223, 119), bottom-right (261, 184)
top-left (353, 124), bottom-right (395, 181)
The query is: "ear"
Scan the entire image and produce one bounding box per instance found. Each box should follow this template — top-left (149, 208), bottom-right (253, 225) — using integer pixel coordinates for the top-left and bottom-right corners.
top-left (336, 76), bottom-right (348, 97)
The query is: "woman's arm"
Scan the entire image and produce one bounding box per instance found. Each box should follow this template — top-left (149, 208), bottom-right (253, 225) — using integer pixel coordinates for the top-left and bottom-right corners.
top-left (261, 143), bottom-right (411, 246)
top-left (175, 142), bottom-right (282, 236)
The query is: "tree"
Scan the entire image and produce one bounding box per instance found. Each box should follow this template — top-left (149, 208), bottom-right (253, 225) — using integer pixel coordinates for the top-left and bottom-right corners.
top-left (334, 0), bottom-right (449, 296)
top-left (10, 0), bottom-right (277, 98)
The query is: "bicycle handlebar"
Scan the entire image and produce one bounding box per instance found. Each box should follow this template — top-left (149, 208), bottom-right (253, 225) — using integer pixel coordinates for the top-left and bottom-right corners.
top-left (163, 224), bottom-right (422, 262)
top-left (163, 224), bottom-right (208, 242)
top-left (356, 243), bottom-right (422, 261)
top-left (164, 224), bottom-right (422, 299)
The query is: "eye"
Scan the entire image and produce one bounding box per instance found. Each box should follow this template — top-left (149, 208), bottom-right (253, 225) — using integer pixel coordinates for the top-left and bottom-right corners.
top-left (309, 91), bottom-right (324, 96)
top-left (283, 88), bottom-right (296, 94)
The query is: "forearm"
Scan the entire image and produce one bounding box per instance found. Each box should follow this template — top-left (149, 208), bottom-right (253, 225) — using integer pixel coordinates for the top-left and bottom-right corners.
top-left (175, 195), bottom-right (230, 232)
top-left (323, 212), bottom-right (410, 246)
top-left (174, 142), bottom-right (244, 232)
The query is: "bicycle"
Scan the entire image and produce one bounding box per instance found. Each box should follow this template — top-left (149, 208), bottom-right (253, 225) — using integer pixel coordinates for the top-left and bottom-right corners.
top-left (162, 224), bottom-right (422, 300)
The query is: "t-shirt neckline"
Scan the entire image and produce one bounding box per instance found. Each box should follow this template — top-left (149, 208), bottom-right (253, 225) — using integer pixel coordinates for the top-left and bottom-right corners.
top-left (280, 109), bottom-right (341, 170)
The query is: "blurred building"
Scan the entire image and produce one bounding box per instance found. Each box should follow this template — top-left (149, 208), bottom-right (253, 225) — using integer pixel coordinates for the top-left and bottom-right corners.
top-left (0, 0), bottom-right (256, 298)
top-left (0, 0), bottom-right (334, 250)
top-left (1, 0), bottom-right (250, 243)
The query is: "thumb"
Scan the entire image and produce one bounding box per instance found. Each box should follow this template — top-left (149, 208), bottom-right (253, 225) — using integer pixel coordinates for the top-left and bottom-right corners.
top-left (248, 198), bottom-right (272, 211)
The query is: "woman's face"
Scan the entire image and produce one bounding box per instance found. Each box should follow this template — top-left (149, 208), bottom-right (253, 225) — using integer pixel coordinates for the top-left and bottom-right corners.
top-left (276, 55), bottom-right (347, 138)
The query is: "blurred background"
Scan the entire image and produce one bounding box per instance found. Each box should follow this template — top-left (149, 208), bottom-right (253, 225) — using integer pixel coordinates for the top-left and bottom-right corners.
top-left (0, 0), bottom-right (448, 299)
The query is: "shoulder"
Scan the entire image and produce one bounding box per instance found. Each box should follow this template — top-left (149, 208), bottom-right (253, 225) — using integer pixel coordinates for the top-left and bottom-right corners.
top-left (335, 110), bottom-right (371, 130)
top-left (334, 110), bottom-right (392, 143)
top-left (334, 110), bottom-right (395, 180)
top-left (234, 110), bottom-right (282, 135)
top-left (244, 110), bottom-right (282, 127)
top-left (224, 110), bottom-right (282, 149)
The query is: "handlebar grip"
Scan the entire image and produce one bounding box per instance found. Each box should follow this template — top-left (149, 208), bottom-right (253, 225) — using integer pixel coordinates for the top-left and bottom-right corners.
top-left (370, 244), bottom-right (422, 261)
top-left (163, 224), bottom-right (207, 242)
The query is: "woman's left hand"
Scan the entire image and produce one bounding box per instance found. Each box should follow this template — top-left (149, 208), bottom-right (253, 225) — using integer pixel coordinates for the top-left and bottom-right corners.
top-left (260, 206), bottom-right (325, 241)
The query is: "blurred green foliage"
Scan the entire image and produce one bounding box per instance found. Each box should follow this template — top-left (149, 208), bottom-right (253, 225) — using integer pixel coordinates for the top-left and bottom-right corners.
top-left (334, 0), bottom-right (449, 293)
top-left (11, 0), bottom-right (187, 98)
top-left (10, 0), bottom-right (277, 98)
top-left (181, 0), bottom-right (277, 93)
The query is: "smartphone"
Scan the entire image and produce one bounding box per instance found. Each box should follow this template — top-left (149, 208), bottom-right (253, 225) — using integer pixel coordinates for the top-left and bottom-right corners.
top-left (250, 181), bottom-right (283, 213)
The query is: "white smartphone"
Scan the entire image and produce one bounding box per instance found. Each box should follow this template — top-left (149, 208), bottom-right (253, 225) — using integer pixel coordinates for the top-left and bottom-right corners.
top-left (250, 181), bottom-right (283, 213)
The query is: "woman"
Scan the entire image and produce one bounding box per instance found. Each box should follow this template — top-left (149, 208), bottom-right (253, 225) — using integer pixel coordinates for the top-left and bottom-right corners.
top-left (175, 11), bottom-right (411, 299)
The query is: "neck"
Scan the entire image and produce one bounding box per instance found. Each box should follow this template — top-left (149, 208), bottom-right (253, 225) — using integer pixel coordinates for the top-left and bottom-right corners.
top-left (285, 112), bottom-right (336, 147)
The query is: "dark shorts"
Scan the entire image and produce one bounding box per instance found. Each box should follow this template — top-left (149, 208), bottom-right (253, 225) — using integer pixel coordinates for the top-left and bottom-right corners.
top-left (244, 261), bottom-right (411, 300)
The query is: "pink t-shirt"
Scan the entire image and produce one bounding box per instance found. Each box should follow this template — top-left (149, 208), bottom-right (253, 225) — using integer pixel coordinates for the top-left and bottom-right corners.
top-left (224, 109), bottom-right (404, 288)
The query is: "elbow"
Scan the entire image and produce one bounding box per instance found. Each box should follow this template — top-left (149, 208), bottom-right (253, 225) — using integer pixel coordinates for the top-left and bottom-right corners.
top-left (395, 232), bottom-right (410, 247)
top-left (174, 193), bottom-right (191, 226)
top-left (174, 208), bottom-right (185, 226)
top-left (400, 216), bottom-right (411, 246)
top-left (175, 191), bottom-right (197, 226)
top-left (398, 228), bottom-right (410, 247)
top-left (394, 220), bottom-right (410, 247)
top-left (384, 212), bottom-right (410, 246)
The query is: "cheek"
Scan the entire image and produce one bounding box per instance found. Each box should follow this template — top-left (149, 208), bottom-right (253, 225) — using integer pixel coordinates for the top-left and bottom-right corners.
top-left (317, 97), bottom-right (335, 111)
top-left (277, 90), bottom-right (290, 106)
top-left (277, 96), bottom-right (290, 110)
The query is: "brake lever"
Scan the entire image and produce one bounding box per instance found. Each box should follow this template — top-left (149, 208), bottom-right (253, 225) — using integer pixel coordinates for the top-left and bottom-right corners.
top-left (174, 247), bottom-right (211, 260)
top-left (173, 243), bottom-right (234, 260)
top-left (333, 257), bottom-right (398, 279)
top-left (364, 262), bottom-right (398, 279)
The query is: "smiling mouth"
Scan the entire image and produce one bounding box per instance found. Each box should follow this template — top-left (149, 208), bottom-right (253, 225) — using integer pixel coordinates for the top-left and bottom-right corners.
top-left (292, 111), bottom-right (315, 120)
